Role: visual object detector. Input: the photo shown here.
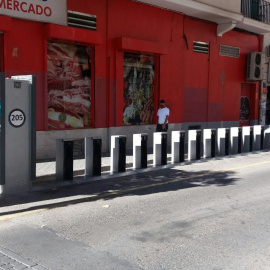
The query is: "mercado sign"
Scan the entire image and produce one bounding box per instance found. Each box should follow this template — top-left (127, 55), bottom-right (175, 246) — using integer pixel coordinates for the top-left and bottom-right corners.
top-left (0, 0), bottom-right (67, 26)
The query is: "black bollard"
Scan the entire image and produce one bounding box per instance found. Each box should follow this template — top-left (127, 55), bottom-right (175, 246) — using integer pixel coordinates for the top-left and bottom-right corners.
top-left (85, 137), bottom-right (102, 177)
top-left (118, 136), bottom-right (126, 172)
top-left (56, 139), bottom-right (74, 181)
top-left (225, 128), bottom-right (230, 155)
top-left (92, 138), bottom-right (102, 176)
top-left (64, 140), bottom-right (73, 180)
top-left (261, 126), bottom-right (264, 150)
top-left (238, 127), bottom-right (242, 154)
top-left (161, 133), bottom-right (167, 165)
top-left (141, 134), bottom-right (148, 168)
top-left (196, 130), bottom-right (201, 160)
top-left (179, 131), bottom-right (185, 162)
top-left (250, 127), bottom-right (253, 152)
top-left (211, 129), bottom-right (216, 158)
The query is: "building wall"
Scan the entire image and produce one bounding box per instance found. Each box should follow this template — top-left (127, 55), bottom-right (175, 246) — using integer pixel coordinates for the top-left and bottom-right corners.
top-left (0, 0), bottom-right (262, 159)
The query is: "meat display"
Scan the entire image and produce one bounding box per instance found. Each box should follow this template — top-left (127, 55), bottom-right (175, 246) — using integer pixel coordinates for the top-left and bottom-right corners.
top-left (47, 42), bottom-right (92, 129)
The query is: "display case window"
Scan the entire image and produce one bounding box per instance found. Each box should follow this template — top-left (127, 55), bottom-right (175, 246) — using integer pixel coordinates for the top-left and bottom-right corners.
top-left (123, 52), bottom-right (155, 125)
top-left (47, 41), bottom-right (92, 129)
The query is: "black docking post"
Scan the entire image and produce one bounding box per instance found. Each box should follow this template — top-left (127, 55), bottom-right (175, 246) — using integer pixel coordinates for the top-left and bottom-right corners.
top-left (141, 134), bottom-right (148, 168)
top-left (225, 128), bottom-right (230, 156)
top-left (161, 133), bottom-right (167, 165)
top-left (56, 139), bottom-right (74, 181)
top-left (196, 130), bottom-right (201, 160)
top-left (118, 136), bottom-right (126, 172)
top-left (238, 127), bottom-right (242, 154)
top-left (250, 127), bottom-right (253, 152)
top-left (261, 126), bottom-right (264, 150)
top-left (92, 138), bottom-right (102, 176)
top-left (179, 131), bottom-right (185, 162)
top-left (211, 129), bottom-right (216, 158)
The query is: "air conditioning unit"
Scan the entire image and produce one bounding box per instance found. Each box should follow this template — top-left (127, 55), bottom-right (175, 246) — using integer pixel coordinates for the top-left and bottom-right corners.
top-left (246, 52), bottom-right (263, 81)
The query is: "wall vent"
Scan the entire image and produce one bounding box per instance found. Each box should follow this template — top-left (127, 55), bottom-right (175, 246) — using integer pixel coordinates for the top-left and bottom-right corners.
top-left (68, 11), bottom-right (97, 31)
top-left (220, 44), bottom-right (240, 58)
top-left (193, 41), bottom-right (209, 54)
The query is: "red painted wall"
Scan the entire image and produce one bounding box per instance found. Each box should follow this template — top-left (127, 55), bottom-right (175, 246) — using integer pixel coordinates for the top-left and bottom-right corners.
top-left (3, 19), bottom-right (46, 130)
top-left (0, 0), bottom-right (261, 131)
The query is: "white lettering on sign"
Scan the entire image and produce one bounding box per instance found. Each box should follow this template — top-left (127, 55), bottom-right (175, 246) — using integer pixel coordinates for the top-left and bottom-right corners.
top-left (0, 0), bottom-right (67, 25)
top-left (9, 109), bottom-right (25, 128)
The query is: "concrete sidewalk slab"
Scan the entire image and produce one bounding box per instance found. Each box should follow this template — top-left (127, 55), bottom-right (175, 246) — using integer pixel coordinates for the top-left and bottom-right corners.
top-left (35, 153), bottom-right (164, 179)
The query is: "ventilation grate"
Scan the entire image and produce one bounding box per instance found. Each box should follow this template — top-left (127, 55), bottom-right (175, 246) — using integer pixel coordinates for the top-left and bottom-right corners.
top-left (68, 10), bottom-right (97, 31)
top-left (193, 41), bottom-right (209, 54)
top-left (220, 44), bottom-right (240, 58)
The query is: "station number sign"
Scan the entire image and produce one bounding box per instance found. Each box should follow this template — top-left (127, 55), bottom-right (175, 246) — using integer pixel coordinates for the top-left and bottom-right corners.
top-left (9, 109), bottom-right (26, 128)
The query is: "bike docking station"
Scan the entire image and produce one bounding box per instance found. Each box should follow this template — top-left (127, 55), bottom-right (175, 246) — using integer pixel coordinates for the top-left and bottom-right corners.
top-left (48, 124), bottom-right (270, 189)
top-left (171, 131), bottom-right (185, 164)
top-left (85, 137), bottom-right (102, 177)
top-left (203, 129), bottom-right (216, 159)
top-left (133, 133), bottom-right (148, 169)
top-left (110, 135), bottom-right (127, 174)
top-left (0, 74), bottom-right (36, 195)
top-left (188, 129), bottom-right (201, 161)
top-left (56, 139), bottom-right (74, 181)
top-left (230, 127), bottom-right (239, 155)
top-left (153, 132), bottom-right (167, 167)
top-left (263, 125), bottom-right (270, 149)
top-left (252, 125), bottom-right (261, 151)
top-left (217, 128), bottom-right (227, 156)
top-left (241, 126), bottom-right (250, 153)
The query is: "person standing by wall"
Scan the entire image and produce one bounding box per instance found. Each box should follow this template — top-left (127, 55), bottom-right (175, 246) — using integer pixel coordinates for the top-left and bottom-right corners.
top-left (156, 99), bottom-right (170, 132)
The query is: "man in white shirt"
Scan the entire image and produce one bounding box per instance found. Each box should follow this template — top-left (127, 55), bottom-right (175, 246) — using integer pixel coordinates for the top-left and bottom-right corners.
top-left (156, 99), bottom-right (170, 132)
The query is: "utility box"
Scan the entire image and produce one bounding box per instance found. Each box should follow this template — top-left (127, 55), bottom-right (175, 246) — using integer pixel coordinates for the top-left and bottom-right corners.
top-left (0, 74), bottom-right (36, 194)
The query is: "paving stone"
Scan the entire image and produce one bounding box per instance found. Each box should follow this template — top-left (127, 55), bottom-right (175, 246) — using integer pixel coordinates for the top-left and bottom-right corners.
top-left (10, 261), bottom-right (27, 268)
top-left (0, 248), bottom-right (48, 270)
top-left (32, 266), bottom-right (48, 270)
top-left (0, 258), bottom-right (15, 264)
top-left (0, 264), bottom-right (14, 269)
top-left (13, 265), bottom-right (29, 270)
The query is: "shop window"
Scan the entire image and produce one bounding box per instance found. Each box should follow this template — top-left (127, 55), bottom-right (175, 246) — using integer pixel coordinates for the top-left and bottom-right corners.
top-left (47, 41), bottom-right (92, 130)
top-left (123, 52), bottom-right (155, 125)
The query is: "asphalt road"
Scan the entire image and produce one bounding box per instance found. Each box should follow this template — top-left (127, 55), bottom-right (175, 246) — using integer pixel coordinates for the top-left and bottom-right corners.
top-left (0, 151), bottom-right (270, 270)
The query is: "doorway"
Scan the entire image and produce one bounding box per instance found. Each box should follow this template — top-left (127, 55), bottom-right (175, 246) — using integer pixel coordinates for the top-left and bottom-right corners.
top-left (240, 83), bottom-right (253, 127)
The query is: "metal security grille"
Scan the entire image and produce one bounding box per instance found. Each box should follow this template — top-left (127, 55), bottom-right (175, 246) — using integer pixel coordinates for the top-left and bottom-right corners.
top-left (68, 11), bottom-right (97, 30)
top-left (241, 0), bottom-right (270, 24)
top-left (220, 44), bottom-right (240, 58)
top-left (193, 42), bottom-right (209, 54)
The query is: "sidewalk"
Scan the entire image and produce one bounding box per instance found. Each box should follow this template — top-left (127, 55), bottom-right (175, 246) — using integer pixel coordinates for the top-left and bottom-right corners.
top-left (35, 151), bottom-right (167, 185)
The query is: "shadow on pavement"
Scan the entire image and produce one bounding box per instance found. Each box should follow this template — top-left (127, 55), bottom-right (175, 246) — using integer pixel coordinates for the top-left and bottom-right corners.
top-left (0, 166), bottom-right (238, 216)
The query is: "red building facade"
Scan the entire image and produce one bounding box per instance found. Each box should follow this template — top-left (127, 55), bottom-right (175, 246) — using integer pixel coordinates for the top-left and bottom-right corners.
top-left (0, 0), bottom-right (261, 158)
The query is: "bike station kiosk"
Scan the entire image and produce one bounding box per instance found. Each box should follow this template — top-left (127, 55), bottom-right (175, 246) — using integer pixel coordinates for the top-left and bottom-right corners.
top-left (0, 74), bottom-right (36, 195)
